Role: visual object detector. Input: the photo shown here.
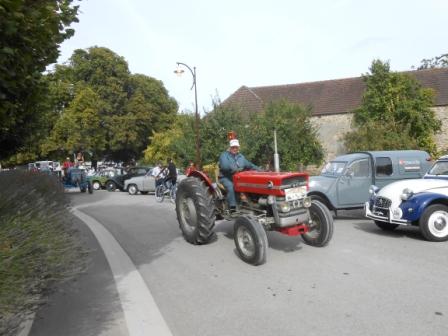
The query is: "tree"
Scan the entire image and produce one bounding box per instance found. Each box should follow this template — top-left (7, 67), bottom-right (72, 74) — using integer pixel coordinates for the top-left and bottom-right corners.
top-left (246, 100), bottom-right (324, 170)
top-left (41, 87), bottom-right (107, 157)
top-left (201, 102), bottom-right (250, 165)
top-left (201, 99), bottom-right (323, 171)
top-left (344, 60), bottom-right (441, 155)
top-left (0, 0), bottom-right (80, 160)
top-left (417, 53), bottom-right (448, 70)
top-left (143, 113), bottom-right (196, 167)
top-left (43, 47), bottom-right (178, 162)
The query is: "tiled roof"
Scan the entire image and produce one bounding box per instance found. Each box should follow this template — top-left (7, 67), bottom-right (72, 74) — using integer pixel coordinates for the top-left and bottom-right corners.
top-left (222, 68), bottom-right (448, 116)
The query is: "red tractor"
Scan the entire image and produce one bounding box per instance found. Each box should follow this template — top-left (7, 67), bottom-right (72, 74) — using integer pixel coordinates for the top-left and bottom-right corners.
top-left (175, 168), bottom-right (333, 265)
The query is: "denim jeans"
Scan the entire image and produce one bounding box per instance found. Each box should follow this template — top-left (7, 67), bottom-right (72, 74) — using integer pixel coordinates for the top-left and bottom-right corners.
top-left (219, 176), bottom-right (236, 207)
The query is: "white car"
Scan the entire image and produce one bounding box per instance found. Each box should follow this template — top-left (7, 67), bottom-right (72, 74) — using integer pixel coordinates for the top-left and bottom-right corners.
top-left (124, 170), bottom-right (186, 195)
top-left (365, 156), bottom-right (448, 241)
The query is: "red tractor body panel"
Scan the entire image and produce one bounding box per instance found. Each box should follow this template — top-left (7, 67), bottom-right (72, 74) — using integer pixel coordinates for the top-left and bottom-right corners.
top-left (233, 171), bottom-right (309, 196)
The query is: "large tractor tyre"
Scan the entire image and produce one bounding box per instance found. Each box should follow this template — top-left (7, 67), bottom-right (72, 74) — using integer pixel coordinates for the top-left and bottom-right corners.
top-left (302, 200), bottom-right (334, 247)
top-left (234, 216), bottom-right (268, 266)
top-left (175, 177), bottom-right (216, 245)
top-left (106, 181), bottom-right (117, 192)
top-left (419, 204), bottom-right (448, 242)
top-left (375, 220), bottom-right (399, 231)
top-left (92, 181), bottom-right (101, 190)
top-left (128, 184), bottom-right (138, 195)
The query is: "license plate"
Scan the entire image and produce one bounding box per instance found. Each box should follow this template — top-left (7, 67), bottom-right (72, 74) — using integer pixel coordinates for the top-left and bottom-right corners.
top-left (285, 187), bottom-right (306, 201)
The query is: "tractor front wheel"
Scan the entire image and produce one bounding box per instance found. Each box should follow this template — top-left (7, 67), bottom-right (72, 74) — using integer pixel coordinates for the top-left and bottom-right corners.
top-left (175, 177), bottom-right (216, 244)
top-left (302, 200), bottom-right (334, 247)
top-left (234, 216), bottom-right (268, 266)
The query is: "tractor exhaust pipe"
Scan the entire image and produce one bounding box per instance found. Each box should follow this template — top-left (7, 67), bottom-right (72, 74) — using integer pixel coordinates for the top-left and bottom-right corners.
top-left (274, 129), bottom-right (280, 172)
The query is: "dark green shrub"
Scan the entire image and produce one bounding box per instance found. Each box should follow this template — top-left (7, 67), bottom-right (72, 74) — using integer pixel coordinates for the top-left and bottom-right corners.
top-left (0, 170), bottom-right (86, 335)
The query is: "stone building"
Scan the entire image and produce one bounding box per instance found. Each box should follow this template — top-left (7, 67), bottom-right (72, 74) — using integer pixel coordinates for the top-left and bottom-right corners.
top-left (223, 68), bottom-right (448, 160)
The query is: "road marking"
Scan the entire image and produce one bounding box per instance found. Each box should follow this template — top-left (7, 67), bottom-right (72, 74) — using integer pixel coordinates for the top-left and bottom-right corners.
top-left (72, 207), bottom-right (173, 336)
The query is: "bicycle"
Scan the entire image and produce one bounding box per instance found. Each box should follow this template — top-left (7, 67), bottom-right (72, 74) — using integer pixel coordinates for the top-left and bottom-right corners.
top-left (155, 180), bottom-right (177, 203)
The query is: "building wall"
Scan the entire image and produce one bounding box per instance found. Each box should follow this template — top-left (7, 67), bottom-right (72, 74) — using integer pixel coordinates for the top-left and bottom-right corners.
top-left (311, 106), bottom-right (448, 161)
top-left (311, 113), bottom-right (353, 161)
top-left (434, 106), bottom-right (448, 152)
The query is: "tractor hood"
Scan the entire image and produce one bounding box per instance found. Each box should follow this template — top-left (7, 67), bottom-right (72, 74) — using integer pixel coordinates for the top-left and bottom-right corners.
top-left (233, 171), bottom-right (308, 196)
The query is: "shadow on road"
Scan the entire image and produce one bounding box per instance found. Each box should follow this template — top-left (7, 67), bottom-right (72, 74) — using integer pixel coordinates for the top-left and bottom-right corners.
top-left (353, 220), bottom-right (425, 241)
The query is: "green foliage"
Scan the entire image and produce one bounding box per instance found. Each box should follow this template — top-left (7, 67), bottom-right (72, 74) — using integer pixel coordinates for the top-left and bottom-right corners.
top-left (42, 47), bottom-right (178, 163)
top-left (0, 170), bottom-right (86, 335)
top-left (201, 103), bottom-right (250, 165)
top-left (0, 0), bottom-right (80, 160)
top-left (197, 99), bottom-right (323, 170)
top-left (344, 60), bottom-right (441, 155)
top-left (246, 100), bottom-right (324, 170)
top-left (143, 113), bottom-right (195, 167)
top-left (417, 53), bottom-right (448, 69)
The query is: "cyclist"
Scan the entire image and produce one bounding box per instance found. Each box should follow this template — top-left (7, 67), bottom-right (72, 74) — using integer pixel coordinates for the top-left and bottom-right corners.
top-left (163, 158), bottom-right (177, 189)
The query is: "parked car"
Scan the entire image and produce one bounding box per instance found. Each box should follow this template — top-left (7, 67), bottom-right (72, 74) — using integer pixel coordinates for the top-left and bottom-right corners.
top-left (105, 166), bottom-right (152, 192)
top-left (88, 168), bottom-right (124, 190)
top-left (308, 150), bottom-right (432, 213)
top-left (124, 170), bottom-right (186, 195)
top-left (365, 155), bottom-right (448, 241)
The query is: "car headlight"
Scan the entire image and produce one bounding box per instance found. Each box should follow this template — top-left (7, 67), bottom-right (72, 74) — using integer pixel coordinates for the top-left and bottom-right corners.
top-left (392, 208), bottom-right (403, 219)
top-left (401, 188), bottom-right (414, 201)
top-left (369, 185), bottom-right (379, 195)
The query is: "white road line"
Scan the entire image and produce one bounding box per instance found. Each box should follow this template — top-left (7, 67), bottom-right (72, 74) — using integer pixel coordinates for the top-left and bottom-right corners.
top-left (72, 208), bottom-right (173, 336)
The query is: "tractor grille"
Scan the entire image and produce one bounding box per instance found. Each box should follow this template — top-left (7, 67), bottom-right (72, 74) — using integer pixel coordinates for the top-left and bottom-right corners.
top-left (374, 196), bottom-right (391, 209)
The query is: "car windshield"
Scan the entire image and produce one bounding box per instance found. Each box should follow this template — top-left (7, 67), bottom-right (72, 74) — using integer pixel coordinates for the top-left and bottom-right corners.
top-left (427, 160), bottom-right (448, 176)
top-left (320, 161), bottom-right (347, 176)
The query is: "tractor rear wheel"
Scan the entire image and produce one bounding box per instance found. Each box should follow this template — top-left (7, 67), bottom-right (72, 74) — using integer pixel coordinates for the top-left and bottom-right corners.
top-left (302, 200), bottom-right (334, 247)
top-left (175, 177), bottom-right (216, 244)
top-left (234, 216), bottom-right (268, 266)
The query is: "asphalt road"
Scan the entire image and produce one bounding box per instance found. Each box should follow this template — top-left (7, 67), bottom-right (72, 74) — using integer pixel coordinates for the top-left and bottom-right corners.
top-left (30, 191), bottom-right (448, 336)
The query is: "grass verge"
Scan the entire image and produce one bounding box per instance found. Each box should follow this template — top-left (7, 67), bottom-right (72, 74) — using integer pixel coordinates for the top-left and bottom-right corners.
top-left (0, 170), bottom-right (87, 336)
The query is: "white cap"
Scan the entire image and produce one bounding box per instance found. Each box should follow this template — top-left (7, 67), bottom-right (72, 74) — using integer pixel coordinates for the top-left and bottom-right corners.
top-left (229, 139), bottom-right (240, 147)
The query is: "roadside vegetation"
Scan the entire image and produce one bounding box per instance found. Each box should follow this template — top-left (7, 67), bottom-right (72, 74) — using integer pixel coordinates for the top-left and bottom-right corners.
top-left (0, 170), bottom-right (86, 336)
top-left (344, 59), bottom-right (442, 156)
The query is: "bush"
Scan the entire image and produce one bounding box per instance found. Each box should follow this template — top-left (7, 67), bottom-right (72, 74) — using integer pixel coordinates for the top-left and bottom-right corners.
top-left (0, 170), bottom-right (86, 335)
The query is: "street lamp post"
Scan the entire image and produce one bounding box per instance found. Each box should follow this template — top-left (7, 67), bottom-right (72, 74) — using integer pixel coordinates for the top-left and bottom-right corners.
top-left (174, 62), bottom-right (201, 169)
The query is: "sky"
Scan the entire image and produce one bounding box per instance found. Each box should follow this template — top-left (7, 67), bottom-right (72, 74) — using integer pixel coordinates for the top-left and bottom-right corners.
top-left (56, 0), bottom-right (447, 114)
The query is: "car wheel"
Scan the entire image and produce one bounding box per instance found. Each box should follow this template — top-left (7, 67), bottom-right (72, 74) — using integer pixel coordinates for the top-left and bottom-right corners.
top-left (106, 181), bottom-right (117, 192)
top-left (128, 184), bottom-right (138, 195)
top-left (374, 220), bottom-right (399, 231)
top-left (419, 204), bottom-right (448, 242)
top-left (92, 181), bottom-right (101, 190)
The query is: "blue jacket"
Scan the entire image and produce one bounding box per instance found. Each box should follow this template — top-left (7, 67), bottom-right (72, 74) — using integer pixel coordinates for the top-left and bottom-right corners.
top-left (219, 150), bottom-right (259, 178)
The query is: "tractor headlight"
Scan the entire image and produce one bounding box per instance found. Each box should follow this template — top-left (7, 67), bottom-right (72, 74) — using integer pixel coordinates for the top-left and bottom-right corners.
top-left (279, 202), bottom-right (291, 213)
top-left (401, 188), bottom-right (413, 201)
top-left (302, 197), bottom-right (312, 208)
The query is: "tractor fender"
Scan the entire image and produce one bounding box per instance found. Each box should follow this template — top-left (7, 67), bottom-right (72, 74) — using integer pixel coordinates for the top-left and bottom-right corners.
top-left (188, 170), bottom-right (214, 189)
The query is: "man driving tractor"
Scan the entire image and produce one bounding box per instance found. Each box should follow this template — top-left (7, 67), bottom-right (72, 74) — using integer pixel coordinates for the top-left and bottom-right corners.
top-left (218, 135), bottom-right (260, 211)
